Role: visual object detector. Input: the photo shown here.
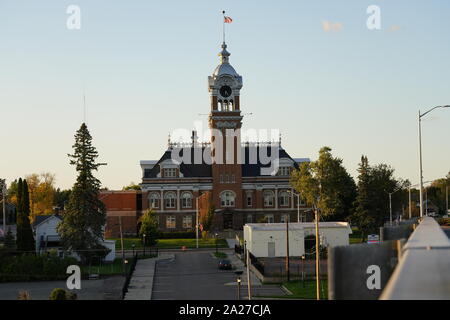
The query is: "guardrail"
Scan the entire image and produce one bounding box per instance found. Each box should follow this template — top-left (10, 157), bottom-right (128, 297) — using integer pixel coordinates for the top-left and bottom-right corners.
top-left (380, 217), bottom-right (450, 300)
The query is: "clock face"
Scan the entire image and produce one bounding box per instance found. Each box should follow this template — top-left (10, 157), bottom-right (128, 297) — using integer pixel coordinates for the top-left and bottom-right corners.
top-left (219, 85), bottom-right (232, 98)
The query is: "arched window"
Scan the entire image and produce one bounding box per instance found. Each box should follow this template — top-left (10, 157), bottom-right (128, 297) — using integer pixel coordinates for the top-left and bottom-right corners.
top-left (181, 192), bottom-right (193, 208)
top-left (263, 190), bottom-right (275, 207)
top-left (220, 191), bottom-right (235, 207)
top-left (279, 191), bottom-right (290, 207)
top-left (164, 192), bottom-right (176, 208)
top-left (149, 193), bottom-right (160, 209)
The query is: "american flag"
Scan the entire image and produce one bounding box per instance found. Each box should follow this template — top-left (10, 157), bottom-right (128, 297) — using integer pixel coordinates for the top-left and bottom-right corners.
top-left (224, 16), bottom-right (233, 23)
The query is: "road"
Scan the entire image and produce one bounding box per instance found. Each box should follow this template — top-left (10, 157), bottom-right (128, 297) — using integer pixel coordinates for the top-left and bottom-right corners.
top-left (152, 251), bottom-right (239, 300)
top-left (151, 251), bottom-right (286, 300)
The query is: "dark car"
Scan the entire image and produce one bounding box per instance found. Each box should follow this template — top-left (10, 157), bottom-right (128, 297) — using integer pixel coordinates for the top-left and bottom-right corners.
top-left (218, 259), bottom-right (232, 270)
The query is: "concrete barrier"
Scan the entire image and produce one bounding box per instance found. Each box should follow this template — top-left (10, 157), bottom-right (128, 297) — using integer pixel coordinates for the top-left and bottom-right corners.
top-left (328, 241), bottom-right (401, 300)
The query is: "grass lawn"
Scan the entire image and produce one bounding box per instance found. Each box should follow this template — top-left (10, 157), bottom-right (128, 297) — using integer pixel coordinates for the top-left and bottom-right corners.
top-left (109, 238), bottom-right (228, 250)
top-left (213, 251), bottom-right (228, 258)
top-left (282, 280), bottom-right (328, 300)
top-left (350, 227), bottom-right (363, 244)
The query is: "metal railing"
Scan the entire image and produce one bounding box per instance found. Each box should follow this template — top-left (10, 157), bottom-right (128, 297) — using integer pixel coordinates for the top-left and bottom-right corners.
top-left (380, 217), bottom-right (450, 299)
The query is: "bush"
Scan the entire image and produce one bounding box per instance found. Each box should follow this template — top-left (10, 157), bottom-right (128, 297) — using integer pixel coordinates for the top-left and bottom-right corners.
top-left (0, 253), bottom-right (78, 282)
top-left (49, 288), bottom-right (77, 300)
top-left (158, 231), bottom-right (196, 239)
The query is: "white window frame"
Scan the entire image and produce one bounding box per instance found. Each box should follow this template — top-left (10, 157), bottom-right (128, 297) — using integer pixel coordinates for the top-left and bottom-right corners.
top-left (280, 214), bottom-right (290, 223)
top-left (279, 191), bottom-right (290, 207)
top-left (182, 215), bottom-right (193, 229)
top-left (181, 192), bottom-right (193, 208)
top-left (220, 191), bottom-right (235, 207)
top-left (149, 192), bottom-right (160, 209)
top-left (164, 168), bottom-right (177, 178)
top-left (246, 193), bottom-right (252, 207)
top-left (263, 190), bottom-right (275, 207)
top-left (164, 192), bottom-right (176, 208)
top-left (265, 214), bottom-right (274, 223)
top-left (166, 216), bottom-right (176, 229)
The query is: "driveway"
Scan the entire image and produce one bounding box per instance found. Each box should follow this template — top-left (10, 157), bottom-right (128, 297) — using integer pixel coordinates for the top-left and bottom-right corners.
top-left (152, 251), bottom-right (241, 300)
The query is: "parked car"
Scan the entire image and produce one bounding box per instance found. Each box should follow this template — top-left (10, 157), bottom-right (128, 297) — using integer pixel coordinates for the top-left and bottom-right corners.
top-left (218, 259), bottom-right (232, 270)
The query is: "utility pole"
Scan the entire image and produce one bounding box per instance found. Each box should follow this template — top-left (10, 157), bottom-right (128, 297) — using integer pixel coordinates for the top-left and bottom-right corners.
top-left (246, 248), bottom-right (252, 300)
top-left (389, 192), bottom-right (393, 226)
top-left (446, 185), bottom-right (448, 215)
top-left (196, 197), bottom-right (199, 249)
top-left (297, 193), bottom-right (300, 223)
top-left (285, 216), bottom-right (290, 282)
top-left (119, 216), bottom-right (125, 275)
top-left (315, 206), bottom-right (321, 300)
top-left (408, 186), bottom-right (412, 219)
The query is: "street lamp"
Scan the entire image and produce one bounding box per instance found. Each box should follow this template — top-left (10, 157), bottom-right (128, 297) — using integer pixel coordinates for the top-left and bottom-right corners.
top-left (215, 233), bottom-right (218, 254)
top-left (418, 105), bottom-right (449, 218)
top-left (143, 233), bottom-right (146, 257)
top-left (234, 270), bottom-right (243, 300)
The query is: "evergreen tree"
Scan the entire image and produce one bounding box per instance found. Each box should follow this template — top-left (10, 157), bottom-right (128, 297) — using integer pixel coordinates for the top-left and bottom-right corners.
top-left (57, 123), bottom-right (108, 264)
top-left (18, 179), bottom-right (35, 252)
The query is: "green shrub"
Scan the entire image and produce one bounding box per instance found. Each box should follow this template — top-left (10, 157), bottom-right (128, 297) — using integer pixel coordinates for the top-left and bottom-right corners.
top-left (49, 288), bottom-right (69, 300)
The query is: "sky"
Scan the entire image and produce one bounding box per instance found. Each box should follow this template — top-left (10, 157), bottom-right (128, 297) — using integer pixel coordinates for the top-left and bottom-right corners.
top-left (0, 0), bottom-right (449, 190)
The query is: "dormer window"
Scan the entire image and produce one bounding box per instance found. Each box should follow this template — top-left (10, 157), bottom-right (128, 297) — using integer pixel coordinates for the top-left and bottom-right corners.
top-left (164, 168), bottom-right (177, 178)
top-left (277, 166), bottom-right (292, 176)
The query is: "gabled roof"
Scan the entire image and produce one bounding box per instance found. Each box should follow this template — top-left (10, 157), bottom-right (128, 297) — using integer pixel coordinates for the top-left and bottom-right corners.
top-left (33, 214), bottom-right (62, 228)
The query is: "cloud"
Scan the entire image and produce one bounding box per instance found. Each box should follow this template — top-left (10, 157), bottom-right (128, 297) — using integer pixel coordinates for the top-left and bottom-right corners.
top-left (389, 25), bottom-right (401, 32)
top-left (322, 21), bottom-right (343, 32)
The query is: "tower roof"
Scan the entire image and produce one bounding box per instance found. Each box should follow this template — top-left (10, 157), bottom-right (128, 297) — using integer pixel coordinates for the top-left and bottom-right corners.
top-left (213, 42), bottom-right (239, 77)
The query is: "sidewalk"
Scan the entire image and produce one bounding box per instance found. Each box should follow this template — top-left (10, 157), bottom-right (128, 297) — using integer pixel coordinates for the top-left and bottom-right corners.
top-left (124, 254), bottom-right (174, 300)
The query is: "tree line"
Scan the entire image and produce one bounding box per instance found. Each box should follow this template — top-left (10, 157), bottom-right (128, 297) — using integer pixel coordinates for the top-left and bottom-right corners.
top-left (290, 146), bottom-right (449, 241)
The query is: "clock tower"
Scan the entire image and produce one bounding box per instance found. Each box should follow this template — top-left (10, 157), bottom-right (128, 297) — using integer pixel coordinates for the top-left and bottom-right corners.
top-left (208, 42), bottom-right (244, 210)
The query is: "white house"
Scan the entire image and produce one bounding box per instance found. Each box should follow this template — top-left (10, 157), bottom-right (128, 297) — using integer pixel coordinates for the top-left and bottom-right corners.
top-left (33, 214), bottom-right (116, 262)
top-left (243, 222), bottom-right (352, 258)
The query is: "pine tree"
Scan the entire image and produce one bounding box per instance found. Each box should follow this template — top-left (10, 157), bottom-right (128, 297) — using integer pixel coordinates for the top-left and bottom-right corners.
top-left (57, 123), bottom-right (108, 264)
top-left (18, 179), bottom-right (35, 252)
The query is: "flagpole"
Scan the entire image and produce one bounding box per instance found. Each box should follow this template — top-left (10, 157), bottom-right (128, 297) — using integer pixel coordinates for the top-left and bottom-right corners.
top-left (222, 10), bottom-right (225, 43)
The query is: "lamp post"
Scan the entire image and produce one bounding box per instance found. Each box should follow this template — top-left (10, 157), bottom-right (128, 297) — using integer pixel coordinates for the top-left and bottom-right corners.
top-left (418, 105), bottom-right (449, 218)
top-left (215, 233), bottom-right (218, 254)
top-left (301, 255), bottom-right (305, 288)
top-left (143, 233), bottom-right (146, 257)
top-left (314, 203), bottom-right (321, 300)
top-left (235, 270), bottom-right (243, 300)
top-left (196, 197), bottom-right (199, 249)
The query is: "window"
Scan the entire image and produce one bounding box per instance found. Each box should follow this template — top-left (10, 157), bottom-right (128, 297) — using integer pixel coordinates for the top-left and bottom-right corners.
top-left (220, 191), bottom-right (235, 207)
top-left (225, 174), bottom-right (229, 183)
top-left (246, 214), bottom-right (253, 224)
top-left (164, 168), bottom-right (177, 178)
top-left (166, 216), bottom-right (176, 229)
top-left (149, 193), bottom-right (160, 209)
top-left (220, 174), bottom-right (223, 183)
top-left (265, 214), bottom-right (274, 223)
top-left (280, 214), bottom-right (290, 223)
top-left (181, 192), bottom-right (192, 208)
top-left (182, 216), bottom-right (192, 229)
top-left (263, 190), bottom-right (275, 207)
top-left (279, 191), bottom-right (290, 207)
top-left (278, 166), bottom-right (291, 176)
top-left (231, 174), bottom-right (235, 183)
top-left (246, 193), bottom-right (252, 207)
top-left (164, 192), bottom-right (176, 208)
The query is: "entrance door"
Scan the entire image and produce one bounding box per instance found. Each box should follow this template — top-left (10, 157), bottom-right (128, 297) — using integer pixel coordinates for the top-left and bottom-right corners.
top-left (267, 242), bottom-right (275, 257)
top-left (223, 213), bottom-right (233, 230)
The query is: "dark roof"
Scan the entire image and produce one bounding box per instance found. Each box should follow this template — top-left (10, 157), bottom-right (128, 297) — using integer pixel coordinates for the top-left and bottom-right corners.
top-left (33, 214), bottom-right (62, 228)
top-left (143, 146), bottom-right (304, 179)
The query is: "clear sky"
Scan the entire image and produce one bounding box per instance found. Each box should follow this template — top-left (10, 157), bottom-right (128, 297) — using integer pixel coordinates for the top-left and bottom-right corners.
top-left (1, 0), bottom-right (449, 190)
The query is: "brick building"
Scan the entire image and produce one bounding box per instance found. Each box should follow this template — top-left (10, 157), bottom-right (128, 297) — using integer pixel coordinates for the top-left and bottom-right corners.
top-left (139, 41), bottom-right (311, 233)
